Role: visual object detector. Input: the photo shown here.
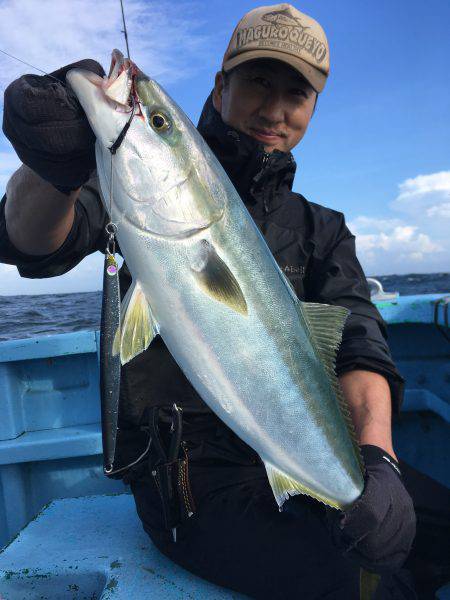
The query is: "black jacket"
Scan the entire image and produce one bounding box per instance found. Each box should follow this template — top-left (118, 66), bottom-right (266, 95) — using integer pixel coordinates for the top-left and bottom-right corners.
top-left (0, 94), bottom-right (404, 463)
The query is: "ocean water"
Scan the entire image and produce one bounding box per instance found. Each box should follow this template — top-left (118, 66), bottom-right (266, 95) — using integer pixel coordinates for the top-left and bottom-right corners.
top-left (1, 272), bottom-right (449, 342)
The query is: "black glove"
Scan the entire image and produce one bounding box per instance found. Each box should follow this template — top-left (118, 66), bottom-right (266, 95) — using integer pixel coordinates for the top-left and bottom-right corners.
top-left (2, 59), bottom-right (105, 194)
top-left (327, 445), bottom-right (416, 574)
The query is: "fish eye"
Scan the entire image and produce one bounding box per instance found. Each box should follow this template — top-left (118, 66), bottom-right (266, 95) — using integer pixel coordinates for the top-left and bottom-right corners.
top-left (150, 111), bottom-right (171, 132)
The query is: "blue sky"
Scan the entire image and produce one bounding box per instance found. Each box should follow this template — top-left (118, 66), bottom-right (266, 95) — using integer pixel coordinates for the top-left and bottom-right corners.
top-left (0, 0), bottom-right (449, 294)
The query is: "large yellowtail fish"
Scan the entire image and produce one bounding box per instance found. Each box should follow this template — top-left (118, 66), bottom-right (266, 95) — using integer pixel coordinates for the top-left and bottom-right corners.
top-left (67, 50), bottom-right (364, 510)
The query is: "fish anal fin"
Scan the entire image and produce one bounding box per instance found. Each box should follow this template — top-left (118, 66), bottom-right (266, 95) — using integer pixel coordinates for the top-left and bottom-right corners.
top-left (191, 240), bottom-right (248, 316)
top-left (119, 280), bottom-right (158, 365)
top-left (264, 461), bottom-right (341, 510)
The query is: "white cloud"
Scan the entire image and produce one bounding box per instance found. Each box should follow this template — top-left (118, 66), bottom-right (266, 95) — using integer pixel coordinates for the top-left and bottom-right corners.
top-left (0, 0), bottom-right (211, 294)
top-left (349, 216), bottom-right (442, 274)
top-left (0, 0), bottom-right (209, 93)
top-left (0, 0), bottom-right (212, 196)
top-left (391, 171), bottom-right (450, 219)
top-left (426, 202), bottom-right (450, 218)
top-left (397, 171), bottom-right (450, 199)
top-left (349, 171), bottom-right (450, 275)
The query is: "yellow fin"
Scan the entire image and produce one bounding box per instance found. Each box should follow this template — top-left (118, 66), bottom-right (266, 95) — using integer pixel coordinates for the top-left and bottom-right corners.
top-left (191, 240), bottom-right (248, 316)
top-left (360, 569), bottom-right (381, 600)
top-left (119, 281), bottom-right (158, 365)
top-left (264, 461), bottom-right (341, 510)
top-left (112, 325), bottom-right (121, 357)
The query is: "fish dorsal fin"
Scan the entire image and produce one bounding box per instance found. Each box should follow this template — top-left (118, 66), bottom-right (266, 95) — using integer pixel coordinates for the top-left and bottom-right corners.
top-left (299, 301), bottom-right (364, 473)
top-left (191, 240), bottom-right (248, 316)
top-left (264, 461), bottom-right (341, 510)
top-left (300, 301), bottom-right (349, 368)
top-left (116, 280), bottom-right (159, 365)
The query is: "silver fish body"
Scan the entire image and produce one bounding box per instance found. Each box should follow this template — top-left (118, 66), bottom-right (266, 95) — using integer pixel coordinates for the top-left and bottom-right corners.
top-left (67, 51), bottom-right (364, 510)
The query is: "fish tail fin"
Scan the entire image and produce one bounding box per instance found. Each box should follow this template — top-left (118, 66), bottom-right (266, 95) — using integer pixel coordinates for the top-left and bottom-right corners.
top-left (264, 461), bottom-right (341, 510)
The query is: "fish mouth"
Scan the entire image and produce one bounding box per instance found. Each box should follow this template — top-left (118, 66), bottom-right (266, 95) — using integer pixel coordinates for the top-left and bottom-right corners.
top-left (68, 49), bottom-right (136, 114)
top-left (105, 49), bottom-right (135, 110)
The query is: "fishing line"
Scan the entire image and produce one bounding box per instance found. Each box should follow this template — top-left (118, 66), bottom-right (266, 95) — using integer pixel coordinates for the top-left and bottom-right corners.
top-left (0, 48), bottom-right (65, 84)
top-left (104, 0), bottom-right (134, 247)
top-left (101, 0), bottom-right (141, 475)
top-left (105, 152), bottom-right (117, 254)
top-left (1, 0), bottom-right (132, 81)
top-left (120, 0), bottom-right (131, 60)
top-left (105, 436), bottom-right (153, 476)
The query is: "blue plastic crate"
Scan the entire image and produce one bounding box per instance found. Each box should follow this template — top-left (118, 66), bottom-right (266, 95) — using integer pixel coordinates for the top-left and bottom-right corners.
top-left (0, 331), bottom-right (125, 549)
top-left (0, 331), bottom-right (101, 440)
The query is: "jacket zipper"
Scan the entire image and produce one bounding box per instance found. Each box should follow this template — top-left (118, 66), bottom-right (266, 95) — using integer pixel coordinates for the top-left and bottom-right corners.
top-left (252, 152), bottom-right (272, 213)
top-left (262, 152), bottom-right (271, 213)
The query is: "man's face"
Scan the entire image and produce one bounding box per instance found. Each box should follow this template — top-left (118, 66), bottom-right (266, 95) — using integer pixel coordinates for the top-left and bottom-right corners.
top-left (213, 59), bottom-right (317, 153)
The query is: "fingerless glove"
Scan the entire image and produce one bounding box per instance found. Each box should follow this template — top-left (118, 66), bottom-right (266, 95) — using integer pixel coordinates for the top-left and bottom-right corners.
top-left (3, 59), bottom-right (105, 194)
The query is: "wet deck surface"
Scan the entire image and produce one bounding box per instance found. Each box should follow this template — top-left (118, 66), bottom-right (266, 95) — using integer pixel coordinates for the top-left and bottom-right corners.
top-left (0, 493), bottom-right (449, 599)
top-left (0, 494), bottom-right (246, 599)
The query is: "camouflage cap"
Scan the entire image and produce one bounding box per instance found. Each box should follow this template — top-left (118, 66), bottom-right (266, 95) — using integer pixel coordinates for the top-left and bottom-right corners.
top-left (222, 3), bottom-right (329, 93)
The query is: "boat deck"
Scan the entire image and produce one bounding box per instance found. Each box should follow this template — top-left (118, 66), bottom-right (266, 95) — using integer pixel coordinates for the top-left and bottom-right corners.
top-left (0, 494), bottom-right (246, 599)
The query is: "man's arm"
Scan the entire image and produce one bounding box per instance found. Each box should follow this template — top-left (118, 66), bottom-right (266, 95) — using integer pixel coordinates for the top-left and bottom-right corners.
top-left (1, 59), bottom-right (109, 277)
top-left (305, 209), bottom-right (405, 414)
top-left (304, 208), bottom-right (415, 573)
top-left (0, 174), bottom-right (107, 279)
top-left (339, 369), bottom-right (396, 459)
top-left (5, 165), bottom-right (80, 256)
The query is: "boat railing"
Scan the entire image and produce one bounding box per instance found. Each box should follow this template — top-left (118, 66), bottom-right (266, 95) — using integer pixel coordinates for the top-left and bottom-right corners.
top-left (367, 277), bottom-right (399, 302)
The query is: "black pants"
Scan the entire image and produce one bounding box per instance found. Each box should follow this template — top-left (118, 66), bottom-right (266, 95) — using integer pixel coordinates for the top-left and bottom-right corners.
top-left (130, 418), bottom-right (450, 600)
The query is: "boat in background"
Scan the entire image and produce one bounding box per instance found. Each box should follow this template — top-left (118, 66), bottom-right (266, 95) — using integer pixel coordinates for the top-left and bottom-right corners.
top-left (0, 289), bottom-right (448, 598)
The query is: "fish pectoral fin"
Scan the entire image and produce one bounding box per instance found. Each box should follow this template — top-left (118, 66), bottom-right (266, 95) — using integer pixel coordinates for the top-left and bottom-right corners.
top-left (112, 325), bottom-right (121, 357)
top-left (191, 240), bottom-right (248, 316)
top-left (118, 280), bottom-right (159, 365)
top-left (299, 301), bottom-right (364, 473)
top-left (264, 461), bottom-right (340, 510)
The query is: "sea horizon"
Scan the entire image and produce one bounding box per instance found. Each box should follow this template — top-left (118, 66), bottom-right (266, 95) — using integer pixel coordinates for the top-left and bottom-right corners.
top-left (1, 271), bottom-right (449, 298)
top-left (1, 272), bottom-right (449, 342)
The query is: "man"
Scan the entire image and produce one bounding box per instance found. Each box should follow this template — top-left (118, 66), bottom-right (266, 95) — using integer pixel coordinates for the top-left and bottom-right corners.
top-left (1, 4), bottom-right (448, 599)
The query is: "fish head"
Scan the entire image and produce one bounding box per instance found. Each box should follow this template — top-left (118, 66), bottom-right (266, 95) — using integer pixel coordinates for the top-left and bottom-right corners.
top-left (67, 49), bottom-right (225, 239)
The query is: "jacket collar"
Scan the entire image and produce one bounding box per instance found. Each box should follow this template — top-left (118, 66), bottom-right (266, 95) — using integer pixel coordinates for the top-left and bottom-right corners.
top-left (197, 93), bottom-right (297, 205)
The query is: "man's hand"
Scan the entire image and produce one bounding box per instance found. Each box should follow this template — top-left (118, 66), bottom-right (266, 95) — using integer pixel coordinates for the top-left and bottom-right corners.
top-left (328, 445), bottom-right (416, 573)
top-left (3, 59), bottom-right (105, 193)
top-left (328, 371), bottom-right (416, 573)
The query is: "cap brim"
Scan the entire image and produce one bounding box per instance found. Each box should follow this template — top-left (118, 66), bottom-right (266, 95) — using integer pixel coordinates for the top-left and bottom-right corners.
top-left (223, 49), bottom-right (327, 93)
